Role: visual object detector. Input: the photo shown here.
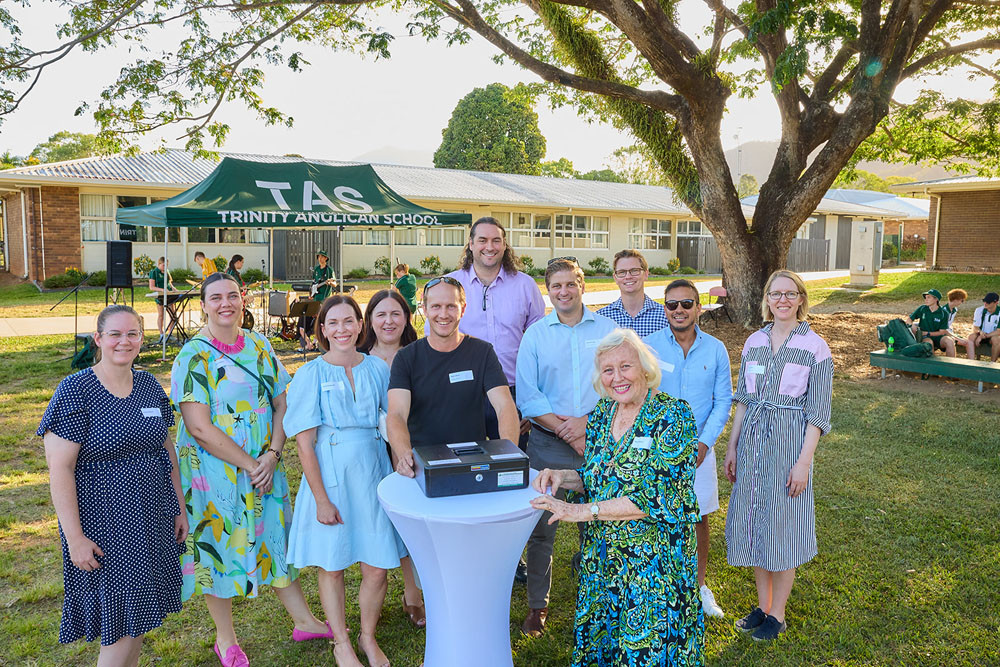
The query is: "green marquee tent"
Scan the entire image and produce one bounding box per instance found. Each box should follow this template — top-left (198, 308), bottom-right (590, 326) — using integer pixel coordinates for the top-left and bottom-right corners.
top-left (118, 157), bottom-right (472, 358)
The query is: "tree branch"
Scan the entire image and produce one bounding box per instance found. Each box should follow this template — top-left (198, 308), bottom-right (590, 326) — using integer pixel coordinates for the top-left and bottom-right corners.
top-left (902, 38), bottom-right (1000, 79)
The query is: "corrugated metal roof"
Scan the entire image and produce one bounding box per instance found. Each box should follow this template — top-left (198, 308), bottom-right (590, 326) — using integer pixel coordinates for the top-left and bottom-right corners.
top-left (823, 189), bottom-right (930, 219)
top-left (740, 194), bottom-right (899, 218)
top-left (889, 174), bottom-right (1000, 194)
top-left (0, 148), bottom-right (691, 215)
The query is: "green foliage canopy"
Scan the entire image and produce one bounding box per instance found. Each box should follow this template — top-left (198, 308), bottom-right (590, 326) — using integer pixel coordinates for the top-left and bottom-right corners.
top-left (29, 131), bottom-right (98, 163)
top-left (433, 83), bottom-right (546, 175)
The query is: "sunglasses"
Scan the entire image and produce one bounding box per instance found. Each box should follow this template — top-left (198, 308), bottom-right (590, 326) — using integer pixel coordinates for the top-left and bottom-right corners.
top-left (665, 299), bottom-right (696, 311)
top-left (422, 276), bottom-right (464, 297)
top-left (547, 256), bottom-right (578, 266)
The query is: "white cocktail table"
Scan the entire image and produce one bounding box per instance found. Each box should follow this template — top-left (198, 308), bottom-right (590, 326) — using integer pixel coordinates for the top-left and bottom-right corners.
top-left (377, 470), bottom-right (542, 667)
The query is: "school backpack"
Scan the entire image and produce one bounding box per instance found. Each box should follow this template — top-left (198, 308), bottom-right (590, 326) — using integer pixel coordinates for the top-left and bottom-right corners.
top-left (876, 318), bottom-right (933, 357)
top-left (71, 334), bottom-right (98, 370)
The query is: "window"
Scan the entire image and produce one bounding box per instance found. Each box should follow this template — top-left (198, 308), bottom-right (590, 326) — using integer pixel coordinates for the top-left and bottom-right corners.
top-left (395, 227), bottom-right (421, 245)
top-left (188, 228), bottom-right (217, 243)
top-left (344, 229), bottom-right (364, 245)
top-left (218, 228), bottom-right (268, 244)
top-left (677, 219), bottom-right (712, 237)
top-left (344, 228), bottom-right (389, 245)
top-left (80, 194), bottom-right (115, 242)
top-left (795, 217), bottom-right (817, 240)
top-left (426, 226), bottom-right (466, 246)
top-left (494, 211), bottom-right (550, 249)
top-left (555, 214), bottom-right (608, 249)
top-left (628, 218), bottom-right (672, 250)
top-left (367, 228), bottom-right (389, 245)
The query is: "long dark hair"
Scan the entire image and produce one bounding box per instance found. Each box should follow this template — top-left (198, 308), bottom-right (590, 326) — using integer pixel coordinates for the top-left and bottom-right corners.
top-left (458, 216), bottom-right (520, 274)
top-left (314, 295), bottom-right (365, 351)
top-left (227, 254), bottom-right (244, 274)
top-left (358, 289), bottom-right (417, 353)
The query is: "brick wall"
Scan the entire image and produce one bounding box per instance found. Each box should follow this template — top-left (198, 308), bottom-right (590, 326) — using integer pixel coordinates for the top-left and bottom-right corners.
top-left (930, 190), bottom-right (1000, 271)
top-left (37, 186), bottom-right (82, 278)
top-left (883, 218), bottom-right (929, 242)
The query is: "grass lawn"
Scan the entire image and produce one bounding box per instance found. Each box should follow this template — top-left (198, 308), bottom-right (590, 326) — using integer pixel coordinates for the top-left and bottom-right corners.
top-left (0, 275), bottom-right (714, 318)
top-left (810, 271), bottom-right (1000, 309)
top-left (1, 334), bottom-right (997, 665)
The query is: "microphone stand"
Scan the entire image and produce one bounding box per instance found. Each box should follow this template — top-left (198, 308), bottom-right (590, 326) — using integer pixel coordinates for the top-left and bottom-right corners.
top-left (51, 272), bottom-right (93, 362)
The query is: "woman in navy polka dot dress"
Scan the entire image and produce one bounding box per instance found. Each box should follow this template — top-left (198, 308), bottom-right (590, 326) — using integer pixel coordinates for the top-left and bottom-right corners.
top-left (38, 305), bottom-right (187, 666)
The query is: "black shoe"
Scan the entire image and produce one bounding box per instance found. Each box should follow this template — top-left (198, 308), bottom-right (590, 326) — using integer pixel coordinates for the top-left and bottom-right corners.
top-left (735, 607), bottom-right (766, 633)
top-left (514, 559), bottom-right (527, 584)
top-left (571, 551), bottom-right (582, 574)
top-left (751, 614), bottom-right (786, 641)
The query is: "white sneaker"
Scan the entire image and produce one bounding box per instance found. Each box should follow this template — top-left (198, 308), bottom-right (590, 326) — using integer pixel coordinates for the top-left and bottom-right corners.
top-left (700, 585), bottom-right (725, 618)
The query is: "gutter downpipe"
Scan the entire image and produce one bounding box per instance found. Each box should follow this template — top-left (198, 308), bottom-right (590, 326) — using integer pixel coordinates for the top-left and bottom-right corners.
top-left (930, 191), bottom-right (941, 270)
top-left (20, 189), bottom-right (28, 279)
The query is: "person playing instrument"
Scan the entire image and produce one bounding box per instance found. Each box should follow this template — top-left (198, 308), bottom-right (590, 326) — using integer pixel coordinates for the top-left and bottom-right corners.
top-left (38, 305), bottom-right (186, 665)
top-left (148, 256), bottom-right (175, 342)
top-left (171, 272), bottom-right (330, 666)
top-left (195, 251), bottom-right (218, 280)
top-left (285, 295), bottom-right (405, 667)
top-left (226, 254), bottom-right (245, 287)
top-left (298, 251), bottom-right (335, 353)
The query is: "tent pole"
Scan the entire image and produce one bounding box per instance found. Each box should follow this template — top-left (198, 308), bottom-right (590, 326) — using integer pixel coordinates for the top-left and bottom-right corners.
top-left (338, 226), bottom-right (344, 294)
top-left (161, 231), bottom-right (167, 361)
top-left (268, 227), bottom-right (274, 337)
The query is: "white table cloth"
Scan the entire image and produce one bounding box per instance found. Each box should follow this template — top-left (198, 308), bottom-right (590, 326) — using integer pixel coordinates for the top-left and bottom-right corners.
top-left (377, 469), bottom-right (543, 667)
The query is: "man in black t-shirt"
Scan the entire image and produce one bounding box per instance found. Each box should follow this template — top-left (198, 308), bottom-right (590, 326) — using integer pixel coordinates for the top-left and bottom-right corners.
top-left (387, 276), bottom-right (519, 476)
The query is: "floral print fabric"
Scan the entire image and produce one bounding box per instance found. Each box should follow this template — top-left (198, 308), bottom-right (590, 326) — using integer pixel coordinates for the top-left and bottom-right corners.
top-left (571, 391), bottom-right (704, 667)
top-left (170, 330), bottom-right (296, 600)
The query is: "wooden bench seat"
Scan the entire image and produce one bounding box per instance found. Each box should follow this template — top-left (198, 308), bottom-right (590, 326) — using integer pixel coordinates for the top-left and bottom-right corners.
top-left (870, 349), bottom-right (1000, 392)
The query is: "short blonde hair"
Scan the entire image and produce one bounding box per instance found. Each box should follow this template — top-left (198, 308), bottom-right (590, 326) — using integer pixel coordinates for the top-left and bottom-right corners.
top-left (761, 269), bottom-right (810, 321)
top-left (545, 259), bottom-right (585, 288)
top-left (591, 329), bottom-right (662, 399)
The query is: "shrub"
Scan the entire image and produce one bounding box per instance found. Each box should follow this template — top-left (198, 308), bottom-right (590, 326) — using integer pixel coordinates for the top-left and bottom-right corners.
top-left (170, 268), bottom-right (197, 283)
top-left (527, 267), bottom-right (545, 278)
top-left (134, 254), bottom-right (155, 277)
top-left (882, 242), bottom-right (898, 260)
top-left (373, 256), bottom-right (391, 276)
top-left (520, 255), bottom-right (535, 272)
top-left (42, 267), bottom-right (105, 289)
top-left (88, 270), bottom-right (107, 287)
top-left (582, 268), bottom-right (597, 277)
top-left (900, 243), bottom-right (926, 261)
top-left (588, 257), bottom-right (610, 275)
top-left (241, 268), bottom-right (267, 284)
top-left (667, 257), bottom-right (681, 273)
top-left (409, 267), bottom-right (422, 277)
top-left (347, 267), bottom-right (369, 279)
top-left (213, 255), bottom-right (228, 272)
top-left (648, 266), bottom-right (670, 276)
top-left (420, 255), bottom-right (443, 275)
top-left (679, 266), bottom-right (697, 275)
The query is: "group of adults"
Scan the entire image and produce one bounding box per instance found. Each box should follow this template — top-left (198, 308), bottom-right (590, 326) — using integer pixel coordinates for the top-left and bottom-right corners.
top-left (905, 287), bottom-right (1000, 361)
top-left (41, 216), bottom-right (833, 667)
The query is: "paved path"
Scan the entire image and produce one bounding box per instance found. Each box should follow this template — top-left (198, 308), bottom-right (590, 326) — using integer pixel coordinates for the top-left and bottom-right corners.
top-left (0, 267), bottom-right (918, 337)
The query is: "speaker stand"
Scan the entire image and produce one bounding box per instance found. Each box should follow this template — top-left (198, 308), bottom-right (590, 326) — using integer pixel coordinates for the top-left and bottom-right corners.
top-left (106, 286), bottom-right (135, 307)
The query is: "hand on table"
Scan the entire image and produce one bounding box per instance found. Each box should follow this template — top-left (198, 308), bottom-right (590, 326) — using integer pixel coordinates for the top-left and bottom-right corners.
top-left (532, 468), bottom-right (565, 496)
top-left (530, 494), bottom-right (587, 525)
top-left (395, 452), bottom-right (416, 478)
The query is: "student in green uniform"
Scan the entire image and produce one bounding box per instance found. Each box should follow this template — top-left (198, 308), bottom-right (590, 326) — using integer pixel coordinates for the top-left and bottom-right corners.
top-left (393, 263), bottom-right (418, 318)
top-left (944, 288), bottom-right (968, 355)
top-left (906, 288), bottom-right (956, 356)
top-left (226, 254), bottom-right (245, 287)
top-left (298, 251), bottom-right (335, 352)
top-left (148, 256), bottom-right (175, 341)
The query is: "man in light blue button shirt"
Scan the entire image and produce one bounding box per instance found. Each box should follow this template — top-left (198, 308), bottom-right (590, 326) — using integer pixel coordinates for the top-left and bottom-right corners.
top-left (644, 278), bottom-right (733, 619)
top-left (515, 258), bottom-right (616, 637)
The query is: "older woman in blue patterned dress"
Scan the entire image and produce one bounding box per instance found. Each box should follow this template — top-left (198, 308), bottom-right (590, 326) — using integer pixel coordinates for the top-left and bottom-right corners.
top-left (723, 269), bottom-right (833, 642)
top-left (531, 329), bottom-right (703, 667)
top-left (39, 305), bottom-right (186, 666)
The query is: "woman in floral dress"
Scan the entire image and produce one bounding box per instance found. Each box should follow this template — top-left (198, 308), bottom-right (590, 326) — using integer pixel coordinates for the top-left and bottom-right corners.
top-left (531, 329), bottom-right (703, 667)
top-left (171, 273), bottom-right (329, 666)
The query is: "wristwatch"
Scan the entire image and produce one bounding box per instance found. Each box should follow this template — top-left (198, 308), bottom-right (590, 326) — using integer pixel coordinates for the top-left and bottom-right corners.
top-left (590, 503), bottom-right (600, 521)
top-left (268, 448), bottom-right (282, 462)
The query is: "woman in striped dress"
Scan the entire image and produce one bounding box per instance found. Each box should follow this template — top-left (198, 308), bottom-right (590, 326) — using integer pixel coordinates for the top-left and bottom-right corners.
top-left (723, 269), bottom-right (833, 642)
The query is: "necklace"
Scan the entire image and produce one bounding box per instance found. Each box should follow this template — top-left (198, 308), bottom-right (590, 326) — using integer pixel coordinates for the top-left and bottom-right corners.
top-left (604, 401), bottom-right (643, 477)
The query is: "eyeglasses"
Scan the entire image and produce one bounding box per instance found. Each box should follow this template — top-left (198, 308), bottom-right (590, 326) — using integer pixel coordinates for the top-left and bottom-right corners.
top-left (102, 330), bottom-right (143, 342)
top-left (614, 268), bottom-right (644, 278)
top-left (766, 290), bottom-right (801, 301)
top-left (422, 276), bottom-right (464, 297)
top-left (547, 256), bottom-right (578, 266)
top-left (665, 299), bottom-right (696, 311)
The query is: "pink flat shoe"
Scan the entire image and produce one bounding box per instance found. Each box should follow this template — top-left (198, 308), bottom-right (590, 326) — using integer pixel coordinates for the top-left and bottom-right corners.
top-left (214, 642), bottom-right (249, 667)
top-left (292, 621), bottom-right (335, 642)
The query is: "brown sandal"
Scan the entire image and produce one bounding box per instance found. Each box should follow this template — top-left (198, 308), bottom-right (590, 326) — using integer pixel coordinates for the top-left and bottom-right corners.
top-left (402, 594), bottom-right (426, 628)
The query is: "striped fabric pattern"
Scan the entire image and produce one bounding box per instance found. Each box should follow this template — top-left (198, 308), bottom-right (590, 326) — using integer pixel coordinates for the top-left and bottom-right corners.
top-left (725, 321), bottom-right (834, 572)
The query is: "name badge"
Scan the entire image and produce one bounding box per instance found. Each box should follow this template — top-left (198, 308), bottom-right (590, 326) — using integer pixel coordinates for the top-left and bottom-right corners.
top-left (322, 381), bottom-right (341, 392)
top-left (748, 363), bottom-right (766, 375)
top-left (584, 339), bottom-right (600, 349)
top-left (632, 436), bottom-right (653, 450)
top-left (449, 370), bottom-right (474, 383)
top-left (659, 361), bottom-right (675, 373)
top-left (141, 407), bottom-right (161, 418)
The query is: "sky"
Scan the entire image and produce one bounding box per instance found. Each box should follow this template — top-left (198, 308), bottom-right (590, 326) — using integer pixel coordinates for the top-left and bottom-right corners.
top-left (1, 3), bottom-right (993, 171)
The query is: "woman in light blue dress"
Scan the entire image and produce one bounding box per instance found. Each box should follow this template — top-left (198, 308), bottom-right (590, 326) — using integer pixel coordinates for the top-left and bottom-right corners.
top-left (285, 295), bottom-right (404, 667)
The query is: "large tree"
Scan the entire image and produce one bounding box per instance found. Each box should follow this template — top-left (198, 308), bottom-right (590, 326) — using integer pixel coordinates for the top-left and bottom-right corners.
top-left (30, 131), bottom-right (99, 163)
top-left (2, 1), bottom-right (998, 323)
top-left (434, 82), bottom-right (547, 174)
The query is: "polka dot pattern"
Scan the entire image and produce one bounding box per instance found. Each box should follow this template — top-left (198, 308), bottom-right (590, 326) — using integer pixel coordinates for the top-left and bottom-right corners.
top-left (37, 368), bottom-right (184, 646)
